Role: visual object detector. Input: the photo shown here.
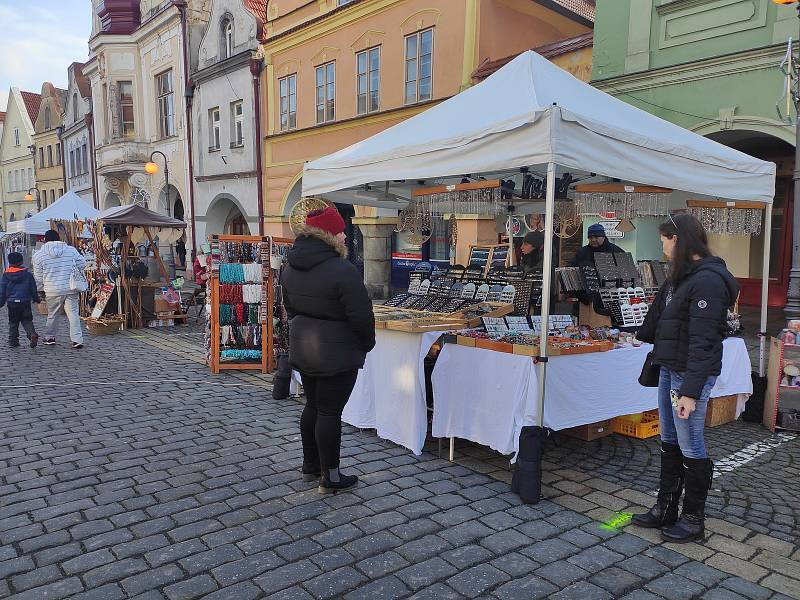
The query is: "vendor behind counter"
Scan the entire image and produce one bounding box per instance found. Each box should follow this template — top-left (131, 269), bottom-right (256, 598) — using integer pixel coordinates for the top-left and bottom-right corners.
top-left (571, 223), bottom-right (625, 314)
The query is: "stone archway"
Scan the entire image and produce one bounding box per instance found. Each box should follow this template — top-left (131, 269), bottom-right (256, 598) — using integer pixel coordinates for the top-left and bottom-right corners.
top-left (206, 194), bottom-right (252, 237)
top-left (158, 184), bottom-right (183, 219)
top-left (104, 192), bottom-right (122, 210)
top-left (698, 128), bottom-right (793, 307)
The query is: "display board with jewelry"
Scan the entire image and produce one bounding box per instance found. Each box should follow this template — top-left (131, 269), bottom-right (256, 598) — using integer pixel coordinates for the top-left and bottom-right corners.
top-left (208, 235), bottom-right (273, 374)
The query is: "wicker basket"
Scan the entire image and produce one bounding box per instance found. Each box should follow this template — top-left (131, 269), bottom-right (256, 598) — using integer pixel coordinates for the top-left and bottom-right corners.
top-left (84, 317), bottom-right (124, 336)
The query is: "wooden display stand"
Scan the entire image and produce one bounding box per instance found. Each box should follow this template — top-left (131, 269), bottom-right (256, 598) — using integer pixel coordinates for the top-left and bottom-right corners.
top-left (209, 235), bottom-right (272, 374)
top-left (578, 301), bottom-right (612, 328)
top-left (467, 244), bottom-right (510, 277)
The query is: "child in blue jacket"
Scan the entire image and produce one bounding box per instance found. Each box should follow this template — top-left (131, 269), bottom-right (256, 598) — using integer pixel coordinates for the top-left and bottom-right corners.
top-left (0, 252), bottom-right (40, 347)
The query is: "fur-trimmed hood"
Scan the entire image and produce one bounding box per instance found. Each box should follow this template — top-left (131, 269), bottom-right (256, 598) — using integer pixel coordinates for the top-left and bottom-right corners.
top-left (287, 226), bottom-right (347, 271)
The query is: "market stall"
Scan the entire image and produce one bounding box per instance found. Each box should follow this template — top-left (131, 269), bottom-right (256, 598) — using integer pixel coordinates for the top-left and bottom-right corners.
top-left (301, 50), bottom-right (776, 498)
top-left (6, 191), bottom-right (99, 236)
top-left (95, 204), bottom-right (187, 329)
top-left (431, 338), bottom-right (753, 457)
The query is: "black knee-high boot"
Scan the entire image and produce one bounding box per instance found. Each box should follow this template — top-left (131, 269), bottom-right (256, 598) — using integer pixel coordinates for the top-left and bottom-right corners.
top-left (632, 442), bottom-right (684, 528)
top-left (661, 457), bottom-right (713, 543)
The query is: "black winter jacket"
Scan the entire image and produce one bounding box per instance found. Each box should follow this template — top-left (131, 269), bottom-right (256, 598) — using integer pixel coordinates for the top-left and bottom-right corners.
top-left (570, 239), bottom-right (625, 267)
top-left (637, 257), bottom-right (739, 399)
top-left (281, 228), bottom-right (376, 376)
top-left (0, 268), bottom-right (40, 308)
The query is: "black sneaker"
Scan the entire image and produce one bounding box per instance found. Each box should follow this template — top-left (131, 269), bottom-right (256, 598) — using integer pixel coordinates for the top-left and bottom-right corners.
top-left (43, 338), bottom-right (56, 346)
top-left (72, 342), bottom-right (83, 349)
top-left (318, 473), bottom-right (358, 495)
top-left (30, 334), bottom-right (38, 348)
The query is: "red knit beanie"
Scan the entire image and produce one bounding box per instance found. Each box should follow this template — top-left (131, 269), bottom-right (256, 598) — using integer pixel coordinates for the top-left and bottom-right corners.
top-left (306, 207), bottom-right (346, 236)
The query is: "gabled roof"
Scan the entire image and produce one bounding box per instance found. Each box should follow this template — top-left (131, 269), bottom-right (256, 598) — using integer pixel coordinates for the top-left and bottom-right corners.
top-left (71, 62), bottom-right (92, 99)
top-left (550, 0), bottom-right (594, 22)
top-left (243, 0), bottom-right (267, 40)
top-left (0, 112), bottom-right (5, 123)
top-left (20, 91), bottom-right (41, 124)
top-left (472, 33), bottom-right (593, 80)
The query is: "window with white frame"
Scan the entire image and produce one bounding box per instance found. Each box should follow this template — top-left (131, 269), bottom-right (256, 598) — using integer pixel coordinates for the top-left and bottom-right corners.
top-left (279, 74), bottom-right (296, 131)
top-left (82, 143), bottom-right (88, 173)
top-left (231, 101), bottom-right (244, 146)
top-left (73, 93), bottom-right (78, 122)
top-left (221, 18), bottom-right (234, 59)
top-left (38, 147), bottom-right (45, 168)
top-left (47, 145), bottom-right (53, 167)
top-left (315, 61), bottom-right (335, 124)
top-left (357, 46), bottom-right (380, 115)
top-left (209, 107), bottom-right (220, 150)
top-left (156, 70), bottom-right (176, 138)
top-left (44, 107), bottom-right (51, 130)
top-left (119, 81), bottom-right (135, 138)
top-left (56, 143), bottom-right (62, 165)
top-left (13, 128), bottom-right (19, 146)
top-left (70, 149), bottom-right (76, 178)
top-left (405, 28), bottom-right (433, 105)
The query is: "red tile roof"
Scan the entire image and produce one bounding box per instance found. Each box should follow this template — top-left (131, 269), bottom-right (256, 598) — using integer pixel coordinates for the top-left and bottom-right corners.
top-left (472, 32), bottom-right (593, 80)
top-left (71, 62), bottom-right (92, 99)
top-left (243, 0), bottom-right (267, 39)
top-left (20, 91), bottom-right (41, 124)
top-left (0, 111), bottom-right (5, 123)
top-left (550, 0), bottom-right (594, 22)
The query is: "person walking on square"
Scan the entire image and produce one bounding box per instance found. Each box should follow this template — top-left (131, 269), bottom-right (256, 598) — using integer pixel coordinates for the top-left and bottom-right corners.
top-left (281, 207), bottom-right (375, 494)
top-left (33, 229), bottom-right (86, 349)
top-left (633, 213), bottom-right (739, 543)
top-left (0, 252), bottom-right (40, 348)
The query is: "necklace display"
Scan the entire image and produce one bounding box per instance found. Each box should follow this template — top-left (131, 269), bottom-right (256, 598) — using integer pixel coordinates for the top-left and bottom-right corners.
top-left (686, 207), bottom-right (762, 236)
top-left (575, 192), bottom-right (669, 220)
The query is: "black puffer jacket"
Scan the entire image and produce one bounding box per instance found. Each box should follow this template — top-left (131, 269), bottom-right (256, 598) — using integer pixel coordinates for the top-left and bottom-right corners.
top-left (281, 227), bottom-right (376, 376)
top-left (637, 257), bottom-right (739, 399)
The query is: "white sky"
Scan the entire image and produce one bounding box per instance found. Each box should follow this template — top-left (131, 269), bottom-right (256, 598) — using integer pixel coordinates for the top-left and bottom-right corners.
top-left (0, 0), bottom-right (92, 111)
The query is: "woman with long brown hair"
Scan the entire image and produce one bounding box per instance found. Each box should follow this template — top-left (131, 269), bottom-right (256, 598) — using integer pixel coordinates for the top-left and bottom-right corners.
top-left (633, 213), bottom-right (739, 542)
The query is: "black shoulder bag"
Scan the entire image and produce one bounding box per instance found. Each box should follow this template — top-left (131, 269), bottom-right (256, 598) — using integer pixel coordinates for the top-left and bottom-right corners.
top-left (638, 351), bottom-right (660, 387)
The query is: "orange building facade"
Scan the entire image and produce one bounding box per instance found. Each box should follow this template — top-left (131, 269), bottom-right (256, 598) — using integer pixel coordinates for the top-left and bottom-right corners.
top-left (260, 0), bottom-right (593, 294)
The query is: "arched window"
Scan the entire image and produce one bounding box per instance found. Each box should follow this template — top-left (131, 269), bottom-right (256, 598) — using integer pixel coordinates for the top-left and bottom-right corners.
top-left (44, 106), bottom-right (51, 129)
top-left (221, 18), bottom-right (234, 59)
top-left (73, 93), bottom-right (78, 122)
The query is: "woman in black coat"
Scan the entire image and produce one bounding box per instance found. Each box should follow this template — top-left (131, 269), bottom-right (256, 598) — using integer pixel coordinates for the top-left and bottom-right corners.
top-left (281, 207), bottom-right (375, 494)
top-left (634, 213), bottom-right (739, 543)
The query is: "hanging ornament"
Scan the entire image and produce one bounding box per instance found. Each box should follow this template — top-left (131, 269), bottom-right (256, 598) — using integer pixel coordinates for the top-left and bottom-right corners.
top-left (290, 198), bottom-right (330, 234)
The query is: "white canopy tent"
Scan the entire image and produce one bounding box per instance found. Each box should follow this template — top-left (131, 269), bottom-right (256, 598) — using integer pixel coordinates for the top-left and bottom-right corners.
top-left (302, 50), bottom-right (777, 430)
top-left (6, 191), bottom-right (101, 236)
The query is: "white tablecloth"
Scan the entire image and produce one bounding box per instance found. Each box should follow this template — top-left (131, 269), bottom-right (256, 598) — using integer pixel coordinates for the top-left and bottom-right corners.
top-left (432, 337), bottom-right (753, 456)
top-left (343, 329), bottom-right (440, 455)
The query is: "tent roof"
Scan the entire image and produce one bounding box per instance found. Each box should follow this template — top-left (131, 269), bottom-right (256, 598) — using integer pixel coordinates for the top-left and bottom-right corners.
top-left (6, 191), bottom-right (100, 235)
top-left (98, 203), bottom-right (186, 228)
top-left (303, 51), bottom-right (775, 204)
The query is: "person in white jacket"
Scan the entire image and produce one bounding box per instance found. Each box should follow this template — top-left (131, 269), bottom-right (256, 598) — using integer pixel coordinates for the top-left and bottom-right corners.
top-left (33, 230), bottom-right (86, 348)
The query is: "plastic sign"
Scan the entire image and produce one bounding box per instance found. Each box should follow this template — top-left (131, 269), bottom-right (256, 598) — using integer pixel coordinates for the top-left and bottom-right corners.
top-left (596, 220), bottom-right (624, 239)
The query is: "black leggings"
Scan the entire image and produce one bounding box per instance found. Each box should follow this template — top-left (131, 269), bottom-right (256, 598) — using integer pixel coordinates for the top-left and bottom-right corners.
top-left (300, 370), bottom-right (358, 471)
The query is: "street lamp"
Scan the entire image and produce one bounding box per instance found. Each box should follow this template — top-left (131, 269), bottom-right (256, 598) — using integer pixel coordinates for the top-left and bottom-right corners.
top-left (24, 188), bottom-right (41, 213)
top-left (772, 0), bottom-right (800, 319)
top-left (144, 151), bottom-right (170, 216)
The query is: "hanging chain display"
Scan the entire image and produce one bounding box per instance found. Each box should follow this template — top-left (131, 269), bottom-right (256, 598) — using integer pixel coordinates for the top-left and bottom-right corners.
top-left (574, 191), bottom-right (669, 219)
top-left (414, 186), bottom-right (504, 217)
top-left (686, 207), bottom-right (763, 236)
top-left (553, 200), bottom-right (582, 239)
top-left (395, 199), bottom-right (433, 247)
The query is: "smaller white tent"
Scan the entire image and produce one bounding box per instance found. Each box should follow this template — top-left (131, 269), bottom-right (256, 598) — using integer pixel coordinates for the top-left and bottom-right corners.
top-left (7, 191), bottom-right (100, 235)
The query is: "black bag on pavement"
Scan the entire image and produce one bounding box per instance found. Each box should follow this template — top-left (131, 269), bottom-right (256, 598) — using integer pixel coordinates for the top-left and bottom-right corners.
top-left (512, 425), bottom-right (548, 504)
top-left (741, 372), bottom-right (766, 423)
top-left (638, 351), bottom-right (660, 387)
top-left (272, 353), bottom-right (292, 400)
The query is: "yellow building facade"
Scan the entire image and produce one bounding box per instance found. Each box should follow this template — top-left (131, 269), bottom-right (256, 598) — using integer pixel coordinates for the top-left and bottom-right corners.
top-left (260, 0), bottom-right (592, 294)
top-left (31, 83), bottom-right (68, 211)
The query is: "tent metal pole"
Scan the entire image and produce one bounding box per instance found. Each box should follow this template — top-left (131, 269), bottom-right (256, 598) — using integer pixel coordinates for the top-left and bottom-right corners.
top-left (536, 162), bottom-right (557, 428)
top-left (759, 202), bottom-right (773, 377)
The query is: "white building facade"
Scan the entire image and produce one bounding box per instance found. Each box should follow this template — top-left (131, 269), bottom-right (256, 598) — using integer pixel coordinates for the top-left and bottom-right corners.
top-left (84, 0), bottom-right (211, 258)
top-left (191, 0), bottom-right (265, 243)
top-left (62, 63), bottom-right (96, 207)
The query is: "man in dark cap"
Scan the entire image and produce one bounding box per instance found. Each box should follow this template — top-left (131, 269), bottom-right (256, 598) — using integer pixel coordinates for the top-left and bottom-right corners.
top-left (519, 230), bottom-right (544, 274)
top-left (571, 223), bottom-right (624, 267)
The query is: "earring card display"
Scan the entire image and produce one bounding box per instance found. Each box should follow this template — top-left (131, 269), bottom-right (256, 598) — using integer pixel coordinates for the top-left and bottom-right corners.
top-left (467, 244), bottom-right (510, 277)
top-left (209, 235), bottom-right (273, 374)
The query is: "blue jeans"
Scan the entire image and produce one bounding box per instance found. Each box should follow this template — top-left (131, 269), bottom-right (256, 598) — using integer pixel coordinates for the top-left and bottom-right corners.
top-left (658, 368), bottom-right (716, 459)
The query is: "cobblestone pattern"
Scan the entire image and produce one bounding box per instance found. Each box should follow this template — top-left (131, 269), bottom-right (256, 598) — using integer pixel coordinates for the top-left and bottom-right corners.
top-left (0, 317), bottom-right (796, 599)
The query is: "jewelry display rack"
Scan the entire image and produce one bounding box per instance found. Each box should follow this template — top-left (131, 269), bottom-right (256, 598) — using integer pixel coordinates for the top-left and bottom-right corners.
top-left (208, 235), bottom-right (272, 374)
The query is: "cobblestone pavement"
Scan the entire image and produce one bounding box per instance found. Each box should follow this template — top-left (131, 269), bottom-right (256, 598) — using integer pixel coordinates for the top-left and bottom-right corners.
top-left (1, 316), bottom-right (799, 600)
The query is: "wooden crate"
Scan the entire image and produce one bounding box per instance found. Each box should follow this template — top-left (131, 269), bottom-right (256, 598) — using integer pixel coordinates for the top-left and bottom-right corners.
top-left (475, 338), bottom-right (513, 353)
top-left (561, 419), bottom-right (614, 441)
top-left (612, 411), bottom-right (660, 439)
top-left (705, 394), bottom-right (738, 427)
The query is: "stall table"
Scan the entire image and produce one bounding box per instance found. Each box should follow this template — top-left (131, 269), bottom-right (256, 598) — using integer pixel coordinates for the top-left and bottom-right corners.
top-left (343, 329), bottom-right (440, 455)
top-left (432, 337), bottom-right (753, 457)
